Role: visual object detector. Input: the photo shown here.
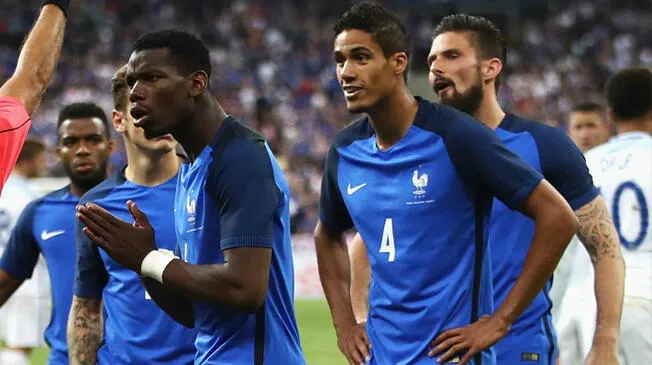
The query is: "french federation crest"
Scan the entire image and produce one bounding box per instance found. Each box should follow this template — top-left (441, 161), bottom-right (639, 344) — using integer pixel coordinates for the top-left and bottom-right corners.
top-left (186, 195), bottom-right (196, 223)
top-left (412, 170), bottom-right (428, 196)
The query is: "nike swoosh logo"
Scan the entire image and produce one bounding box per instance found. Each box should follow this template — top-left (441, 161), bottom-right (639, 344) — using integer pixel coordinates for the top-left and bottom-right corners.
top-left (41, 230), bottom-right (65, 240)
top-left (347, 183), bottom-right (367, 195)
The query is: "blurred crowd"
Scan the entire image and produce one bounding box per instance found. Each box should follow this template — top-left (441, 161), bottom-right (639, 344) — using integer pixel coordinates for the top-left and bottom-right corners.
top-left (1, 0), bottom-right (650, 233)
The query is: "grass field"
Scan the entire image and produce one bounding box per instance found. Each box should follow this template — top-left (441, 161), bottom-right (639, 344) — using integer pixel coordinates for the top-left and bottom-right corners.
top-left (23, 299), bottom-right (345, 365)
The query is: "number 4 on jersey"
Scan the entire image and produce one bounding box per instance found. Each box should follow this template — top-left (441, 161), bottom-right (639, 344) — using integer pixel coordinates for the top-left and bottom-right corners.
top-left (380, 218), bottom-right (396, 262)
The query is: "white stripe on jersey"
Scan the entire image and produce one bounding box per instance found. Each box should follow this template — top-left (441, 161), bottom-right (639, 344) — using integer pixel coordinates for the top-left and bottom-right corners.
top-left (585, 131), bottom-right (652, 300)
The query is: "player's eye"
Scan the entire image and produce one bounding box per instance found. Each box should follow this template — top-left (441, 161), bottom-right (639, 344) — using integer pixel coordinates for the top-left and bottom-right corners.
top-left (62, 138), bottom-right (77, 147)
top-left (355, 54), bottom-right (370, 63)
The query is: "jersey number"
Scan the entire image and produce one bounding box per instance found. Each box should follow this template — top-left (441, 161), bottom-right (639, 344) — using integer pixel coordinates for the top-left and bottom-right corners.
top-left (380, 218), bottom-right (395, 262)
top-left (612, 181), bottom-right (649, 250)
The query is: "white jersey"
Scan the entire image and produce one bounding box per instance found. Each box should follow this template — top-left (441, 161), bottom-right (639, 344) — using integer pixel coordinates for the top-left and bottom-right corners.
top-left (585, 131), bottom-right (652, 300)
top-left (0, 174), bottom-right (39, 250)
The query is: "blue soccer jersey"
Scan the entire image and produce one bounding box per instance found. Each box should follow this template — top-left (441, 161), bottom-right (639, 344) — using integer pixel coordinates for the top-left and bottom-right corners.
top-left (174, 117), bottom-right (304, 365)
top-left (319, 98), bottom-right (544, 365)
top-left (490, 114), bottom-right (598, 364)
top-left (0, 186), bottom-right (78, 365)
top-left (74, 172), bottom-right (196, 364)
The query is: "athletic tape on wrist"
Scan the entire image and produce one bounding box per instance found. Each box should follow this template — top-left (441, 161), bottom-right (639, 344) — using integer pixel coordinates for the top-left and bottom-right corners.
top-left (140, 249), bottom-right (179, 284)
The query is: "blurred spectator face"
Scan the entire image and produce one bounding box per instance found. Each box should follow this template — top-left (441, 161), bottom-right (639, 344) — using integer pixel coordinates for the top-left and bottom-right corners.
top-left (567, 110), bottom-right (610, 152)
top-left (23, 151), bottom-right (48, 178)
top-left (428, 31), bottom-right (484, 116)
top-left (113, 100), bottom-right (178, 155)
top-left (57, 118), bottom-right (113, 190)
top-left (333, 29), bottom-right (402, 114)
top-left (127, 48), bottom-right (197, 140)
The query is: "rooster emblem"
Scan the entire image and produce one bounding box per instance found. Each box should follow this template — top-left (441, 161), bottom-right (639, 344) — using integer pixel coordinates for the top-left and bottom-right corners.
top-left (412, 170), bottom-right (428, 196)
top-left (186, 195), bottom-right (197, 223)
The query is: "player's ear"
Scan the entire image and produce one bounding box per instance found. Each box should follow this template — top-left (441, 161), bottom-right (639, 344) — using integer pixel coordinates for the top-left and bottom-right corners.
top-left (482, 57), bottom-right (502, 85)
top-left (112, 109), bottom-right (126, 133)
top-left (189, 71), bottom-right (209, 97)
top-left (607, 108), bottom-right (617, 124)
top-left (391, 52), bottom-right (409, 79)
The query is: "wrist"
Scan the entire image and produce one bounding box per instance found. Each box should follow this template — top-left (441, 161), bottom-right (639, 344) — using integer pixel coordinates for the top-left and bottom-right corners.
top-left (42, 0), bottom-right (69, 17)
top-left (140, 249), bottom-right (179, 283)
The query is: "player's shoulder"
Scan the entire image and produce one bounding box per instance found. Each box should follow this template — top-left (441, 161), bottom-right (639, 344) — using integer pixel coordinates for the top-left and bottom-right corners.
top-left (209, 116), bottom-right (266, 156)
top-left (502, 114), bottom-right (579, 155)
top-left (413, 97), bottom-right (486, 137)
top-left (79, 173), bottom-right (126, 204)
top-left (18, 185), bottom-right (70, 222)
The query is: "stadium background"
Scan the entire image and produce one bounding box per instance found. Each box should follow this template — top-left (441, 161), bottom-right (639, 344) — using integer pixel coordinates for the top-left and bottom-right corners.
top-left (0, 0), bottom-right (649, 363)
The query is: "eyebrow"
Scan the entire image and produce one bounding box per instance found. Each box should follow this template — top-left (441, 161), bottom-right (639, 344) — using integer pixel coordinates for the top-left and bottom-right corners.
top-left (333, 46), bottom-right (373, 57)
top-left (427, 48), bottom-right (462, 64)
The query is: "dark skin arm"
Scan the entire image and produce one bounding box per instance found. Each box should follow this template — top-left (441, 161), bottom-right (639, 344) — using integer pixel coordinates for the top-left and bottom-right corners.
top-left (0, 270), bottom-right (23, 307)
top-left (140, 277), bottom-right (194, 328)
top-left (315, 222), bottom-right (370, 365)
top-left (431, 180), bottom-right (579, 364)
top-left (76, 200), bottom-right (271, 313)
top-left (0, 4), bottom-right (66, 114)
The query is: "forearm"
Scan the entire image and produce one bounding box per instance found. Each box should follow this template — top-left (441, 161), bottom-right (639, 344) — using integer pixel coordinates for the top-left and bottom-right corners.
top-left (161, 259), bottom-right (265, 313)
top-left (496, 207), bottom-right (578, 325)
top-left (575, 196), bottom-right (625, 340)
top-left (349, 235), bottom-right (370, 323)
top-left (0, 270), bottom-right (22, 307)
top-left (141, 276), bottom-right (194, 328)
top-left (0, 5), bottom-right (66, 113)
top-left (315, 225), bottom-right (357, 330)
top-left (67, 296), bottom-right (102, 365)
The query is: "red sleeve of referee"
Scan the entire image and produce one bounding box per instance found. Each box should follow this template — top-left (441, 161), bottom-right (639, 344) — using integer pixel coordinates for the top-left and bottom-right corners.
top-left (0, 96), bottom-right (32, 194)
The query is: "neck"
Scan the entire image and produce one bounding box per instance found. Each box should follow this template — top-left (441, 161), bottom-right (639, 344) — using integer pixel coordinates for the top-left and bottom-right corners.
top-left (615, 118), bottom-right (652, 135)
top-left (173, 95), bottom-right (229, 162)
top-left (473, 86), bottom-right (505, 130)
top-left (367, 87), bottom-right (418, 150)
top-left (124, 143), bottom-right (180, 187)
top-left (70, 175), bottom-right (107, 198)
top-left (11, 167), bottom-right (28, 179)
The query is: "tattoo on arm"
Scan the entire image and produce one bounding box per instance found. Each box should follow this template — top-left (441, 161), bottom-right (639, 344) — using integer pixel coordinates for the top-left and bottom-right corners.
top-left (67, 296), bottom-right (102, 365)
top-left (575, 196), bottom-right (624, 264)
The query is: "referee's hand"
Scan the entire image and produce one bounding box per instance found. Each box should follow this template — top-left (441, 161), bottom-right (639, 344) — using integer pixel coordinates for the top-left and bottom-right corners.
top-left (336, 321), bottom-right (371, 365)
top-left (428, 315), bottom-right (509, 365)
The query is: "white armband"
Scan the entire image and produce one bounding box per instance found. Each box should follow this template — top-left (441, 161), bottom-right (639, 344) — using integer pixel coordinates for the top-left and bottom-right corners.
top-left (140, 249), bottom-right (179, 283)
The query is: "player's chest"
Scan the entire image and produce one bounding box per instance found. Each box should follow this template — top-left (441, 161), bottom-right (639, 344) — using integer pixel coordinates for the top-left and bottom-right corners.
top-left (33, 205), bottom-right (77, 260)
top-left (337, 143), bottom-right (466, 219)
top-left (175, 176), bottom-right (224, 265)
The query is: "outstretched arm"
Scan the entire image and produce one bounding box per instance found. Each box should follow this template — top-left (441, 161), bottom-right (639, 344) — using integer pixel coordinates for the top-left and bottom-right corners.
top-left (0, 2), bottom-right (68, 113)
top-left (574, 196), bottom-right (624, 363)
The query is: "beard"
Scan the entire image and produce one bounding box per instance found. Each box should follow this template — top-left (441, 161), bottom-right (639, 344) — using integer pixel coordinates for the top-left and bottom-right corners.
top-left (64, 160), bottom-right (108, 193)
top-left (439, 80), bottom-right (484, 117)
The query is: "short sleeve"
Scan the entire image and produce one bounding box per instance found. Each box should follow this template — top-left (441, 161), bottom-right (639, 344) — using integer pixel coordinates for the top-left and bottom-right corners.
top-left (73, 208), bottom-right (108, 298)
top-left (0, 201), bottom-right (40, 279)
top-left (537, 128), bottom-right (599, 210)
top-left (207, 140), bottom-right (280, 251)
top-left (318, 144), bottom-right (353, 234)
top-left (442, 109), bottom-right (543, 210)
top-left (0, 97), bottom-right (31, 192)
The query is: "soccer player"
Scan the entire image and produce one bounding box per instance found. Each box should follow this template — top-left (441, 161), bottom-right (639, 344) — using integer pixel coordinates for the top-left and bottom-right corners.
top-left (0, 138), bottom-right (50, 365)
top-left (316, 4), bottom-right (578, 365)
top-left (567, 102), bottom-right (612, 152)
top-left (75, 30), bottom-right (304, 364)
top-left (559, 67), bottom-right (652, 364)
top-left (350, 13), bottom-right (625, 365)
top-left (67, 66), bottom-right (196, 365)
top-left (0, 0), bottom-right (69, 193)
top-left (0, 102), bottom-right (113, 365)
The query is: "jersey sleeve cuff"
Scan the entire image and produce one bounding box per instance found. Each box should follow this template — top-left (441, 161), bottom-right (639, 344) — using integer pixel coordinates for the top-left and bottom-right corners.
top-left (567, 186), bottom-right (600, 211)
top-left (0, 262), bottom-right (32, 281)
top-left (73, 283), bottom-right (103, 298)
top-left (504, 177), bottom-right (543, 210)
top-left (221, 236), bottom-right (273, 250)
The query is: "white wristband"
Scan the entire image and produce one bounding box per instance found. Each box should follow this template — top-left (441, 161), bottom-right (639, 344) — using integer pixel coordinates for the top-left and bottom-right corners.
top-left (140, 249), bottom-right (178, 283)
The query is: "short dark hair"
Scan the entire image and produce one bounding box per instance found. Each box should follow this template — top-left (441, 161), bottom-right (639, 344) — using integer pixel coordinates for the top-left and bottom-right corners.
top-left (57, 102), bottom-right (111, 140)
top-left (434, 14), bottom-right (506, 91)
top-left (606, 67), bottom-right (652, 121)
top-left (132, 29), bottom-right (211, 78)
top-left (571, 101), bottom-right (604, 114)
top-left (333, 2), bottom-right (410, 82)
top-left (112, 65), bottom-right (129, 113)
top-left (17, 138), bottom-right (46, 164)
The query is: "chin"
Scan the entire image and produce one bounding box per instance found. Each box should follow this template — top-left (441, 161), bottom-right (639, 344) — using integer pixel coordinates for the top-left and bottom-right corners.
top-left (345, 101), bottom-right (370, 114)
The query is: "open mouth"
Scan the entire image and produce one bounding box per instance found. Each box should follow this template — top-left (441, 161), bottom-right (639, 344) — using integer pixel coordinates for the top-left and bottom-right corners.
top-left (433, 78), bottom-right (454, 94)
top-left (342, 85), bottom-right (363, 97)
top-left (130, 106), bottom-right (150, 127)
